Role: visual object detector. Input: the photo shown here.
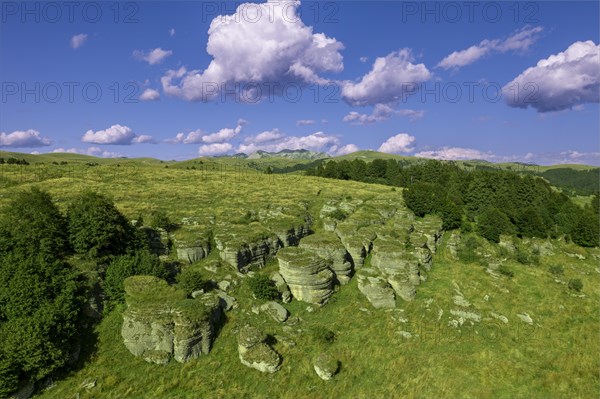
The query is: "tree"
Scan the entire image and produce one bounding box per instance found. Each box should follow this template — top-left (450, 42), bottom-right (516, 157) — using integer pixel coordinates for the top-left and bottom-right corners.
top-left (176, 269), bottom-right (205, 297)
top-left (477, 207), bottom-right (514, 243)
top-left (571, 210), bottom-right (599, 247)
top-left (403, 182), bottom-right (443, 217)
top-left (516, 206), bottom-right (547, 238)
top-left (439, 200), bottom-right (463, 230)
top-left (67, 191), bottom-right (133, 260)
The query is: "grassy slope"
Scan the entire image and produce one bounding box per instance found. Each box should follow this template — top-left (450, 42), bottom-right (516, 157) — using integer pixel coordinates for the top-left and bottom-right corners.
top-left (0, 153), bottom-right (598, 398)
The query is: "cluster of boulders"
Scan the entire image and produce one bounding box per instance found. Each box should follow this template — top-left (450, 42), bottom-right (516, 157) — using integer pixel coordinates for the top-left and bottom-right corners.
top-left (237, 325), bottom-right (281, 373)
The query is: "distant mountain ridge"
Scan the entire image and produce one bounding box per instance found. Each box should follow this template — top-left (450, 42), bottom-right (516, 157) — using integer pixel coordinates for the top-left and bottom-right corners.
top-left (244, 149), bottom-right (330, 160)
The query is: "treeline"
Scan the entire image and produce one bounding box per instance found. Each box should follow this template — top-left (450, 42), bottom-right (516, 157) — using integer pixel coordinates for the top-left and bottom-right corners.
top-left (0, 157), bottom-right (29, 165)
top-left (0, 189), bottom-right (170, 396)
top-left (306, 159), bottom-right (599, 247)
top-left (538, 168), bottom-right (600, 196)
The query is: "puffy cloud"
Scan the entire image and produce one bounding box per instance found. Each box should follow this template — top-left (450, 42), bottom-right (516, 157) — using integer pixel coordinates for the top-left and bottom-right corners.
top-left (343, 104), bottom-right (424, 125)
top-left (139, 88), bottom-right (160, 101)
top-left (53, 146), bottom-right (122, 158)
top-left (166, 130), bottom-right (204, 144)
top-left (237, 131), bottom-right (341, 154)
top-left (134, 48), bottom-right (173, 65)
top-left (378, 133), bottom-right (416, 154)
top-left (202, 124), bottom-right (243, 143)
top-left (333, 143), bottom-right (359, 155)
top-left (0, 129), bottom-right (51, 147)
top-left (502, 40), bottom-right (600, 112)
top-left (251, 128), bottom-right (283, 143)
top-left (296, 119), bottom-right (315, 126)
top-left (415, 147), bottom-right (495, 161)
top-left (161, 0), bottom-right (344, 101)
top-left (81, 124), bottom-right (154, 145)
top-left (437, 26), bottom-right (543, 69)
top-left (70, 33), bottom-right (88, 49)
top-left (199, 142), bottom-right (233, 156)
top-left (341, 49), bottom-right (431, 106)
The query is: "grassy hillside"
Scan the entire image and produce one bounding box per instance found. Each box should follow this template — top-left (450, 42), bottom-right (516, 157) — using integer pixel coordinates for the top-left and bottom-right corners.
top-left (0, 156), bottom-right (597, 399)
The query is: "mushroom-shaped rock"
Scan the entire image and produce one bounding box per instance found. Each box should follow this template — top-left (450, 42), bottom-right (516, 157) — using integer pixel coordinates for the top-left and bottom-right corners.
top-left (277, 247), bottom-right (334, 305)
top-left (299, 232), bottom-right (353, 284)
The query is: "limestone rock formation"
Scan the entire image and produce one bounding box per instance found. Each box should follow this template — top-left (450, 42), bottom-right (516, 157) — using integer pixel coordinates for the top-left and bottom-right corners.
top-left (270, 271), bottom-right (292, 303)
top-left (277, 246), bottom-right (334, 304)
top-left (121, 276), bottom-right (222, 364)
top-left (313, 353), bottom-right (339, 380)
top-left (299, 232), bottom-right (353, 284)
top-left (356, 268), bottom-right (396, 309)
top-left (260, 301), bottom-right (289, 322)
top-left (238, 325), bottom-right (281, 373)
top-left (174, 228), bottom-right (211, 264)
top-left (215, 225), bottom-right (281, 272)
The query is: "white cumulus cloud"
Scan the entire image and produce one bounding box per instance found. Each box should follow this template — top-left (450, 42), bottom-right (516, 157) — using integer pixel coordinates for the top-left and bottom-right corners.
top-left (81, 124), bottom-right (154, 145)
top-left (437, 26), bottom-right (543, 70)
top-left (237, 131), bottom-right (342, 155)
top-left (0, 129), bottom-right (52, 147)
top-left (70, 33), bottom-right (88, 49)
top-left (199, 142), bottom-right (233, 156)
top-left (415, 147), bottom-right (496, 161)
top-left (334, 143), bottom-right (360, 155)
top-left (134, 48), bottom-right (173, 65)
top-left (502, 40), bottom-right (600, 112)
top-left (378, 133), bottom-right (416, 154)
top-left (139, 88), bottom-right (160, 101)
top-left (341, 49), bottom-right (431, 106)
top-left (343, 104), bottom-right (424, 125)
top-left (202, 123), bottom-right (243, 143)
top-left (161, 0), bottom-right (344, 101)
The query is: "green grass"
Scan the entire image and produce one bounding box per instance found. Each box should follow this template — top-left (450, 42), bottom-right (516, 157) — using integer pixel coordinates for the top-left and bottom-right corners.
top-left (0, 153), bottom-right (597, 398)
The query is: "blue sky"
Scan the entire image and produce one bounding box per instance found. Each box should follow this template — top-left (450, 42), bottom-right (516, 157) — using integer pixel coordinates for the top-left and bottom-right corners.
top-left (1, 1), bottom-right (599, 164)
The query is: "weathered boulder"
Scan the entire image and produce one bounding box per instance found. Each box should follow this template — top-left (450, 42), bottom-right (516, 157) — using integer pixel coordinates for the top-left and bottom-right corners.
top-left (313, 353), bottom-right (339, 381)
top-left (174, 228), bottom-right (211, 264)
top-left (387, 275), bottom-right (416, 301)
top-left (412, 215), bottom-right (443, 253)
top-left (267, 216), bottom-right (312, 247)
top-left (121, 276), bottom-right (221, 364)
top-left (356, 268), bottom-right (396, 309)
top-left (270, 271), bottom-right (292, 303)
top-left (215, 225), bottom-right (281, 272)
top-left (299, 232), bottom-right (353, 284)
top-left (335, 224), bottom-right (377, 269)
top-left (278, 247), bottom-right (334, 304)
top-left (238, 325), bottom-right (281, 373)
top-left (260, 301), bottom-right (289, 322)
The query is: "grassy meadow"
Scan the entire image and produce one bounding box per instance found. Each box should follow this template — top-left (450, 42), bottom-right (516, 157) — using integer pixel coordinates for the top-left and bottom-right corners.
top-left (0, 156), bottom-right (598, 398)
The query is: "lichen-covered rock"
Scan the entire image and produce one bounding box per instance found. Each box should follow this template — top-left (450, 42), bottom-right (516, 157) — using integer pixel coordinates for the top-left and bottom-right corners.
top-left (270, 271), bottom-right (292, 303)
top-left (314, 353), bottom-right (339, 380)
top-left (215, 225), bottom-right (281, 272)
top-left (299, 232), bottom-right (353, 284)
top-left (412, 215), bottom-right (443, 253)
top-left (121, 276), bottom-right (221, 364)
top-left (260, 301), bottom-right (289, 322)
top-left (356, 269), bottom-right (396, 309)
top-left (174, 228), bottom-right (211, 264)
top-left (238, 325), bottom-right (281, 373)
top-left (334, 223), bottom-right (377, 269)
top-left (387, 275), bottom-right (416, 301)
top-left (277, 247), bottom-right (334, 304)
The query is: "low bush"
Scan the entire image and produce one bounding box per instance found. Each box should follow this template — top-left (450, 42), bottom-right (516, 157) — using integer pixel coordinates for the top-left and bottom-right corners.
top-left (247, 274), bottom-right (279, 301)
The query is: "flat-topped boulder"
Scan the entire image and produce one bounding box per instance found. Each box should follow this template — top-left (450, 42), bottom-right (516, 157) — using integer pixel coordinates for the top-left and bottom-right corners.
top-left (173, 227), bottom-right (212, 264)
top-left (214, 223), bottom-right (281, 272)
top-left (238, 325), bottom-right (281, 373)
top-left (335, 224), bottom-right (378, 268)
top-left (277, 246), bottom-right (334, 304)
top-left (121, 276), bottom-right (222, 364)
top-left (299, 232), bottom-right (353, 284)
top-left (356, 268), bottom-right (396, 309)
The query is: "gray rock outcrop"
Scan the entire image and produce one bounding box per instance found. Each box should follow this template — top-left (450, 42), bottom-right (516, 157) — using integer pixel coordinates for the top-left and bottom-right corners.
top-left (270, 271), bottom-right (292, 303)
top-left (313, 353), bottom-right (339, 380)
top-left (260, 301), bottom-right (289, 322)
top-left (299, 232), bottom-right (353, 284)
top-left (356, 268), bottom-right (396, 309)
top-left (277, 247), bottom-right (334, 304)
top-left (238, 325), bottom-right (281, 373)
top-left (121, 276), bottom-right (222, 364)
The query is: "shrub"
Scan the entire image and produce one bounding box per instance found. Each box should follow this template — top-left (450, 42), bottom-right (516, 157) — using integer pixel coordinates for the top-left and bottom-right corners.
top-left (177, 269), bottom-right (204, 296)
top-left (568, 279), bottom-right (583, 292)
top-left (549, 265), bottom-right (564, 275)
top-left (312, 326), bottom-right (335, 344)
top-left (247, 274), bottom-right (279, 301)
top-left (498, 265), bottom-right (514, 278)
top-left (104, 249), bottom-right (167, 303)
top-left (516, 248), bottom-right (530, 265)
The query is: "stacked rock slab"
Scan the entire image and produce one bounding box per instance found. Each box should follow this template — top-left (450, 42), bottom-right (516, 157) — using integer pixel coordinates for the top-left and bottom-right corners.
top-left (238, 325), bottom-right (281, 373)
top-left (214, 224), bottom-right (281, 272)
top-left (277, 246), bottom-right (334, 304)
top-left (174, 227), bottom-right (212, 264)
top-left (334, 223), bottom-right (378, 269)
top-left (412, 215), bottom-right (443, 253)
top-left (299, 232), bottom-right (353, 284)
top-left (370, 238), bottom-right (420, 302)
top-left (121, 276), bottom-right (221, 364)
top-left (356, 268), bottom-right (396, 309)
